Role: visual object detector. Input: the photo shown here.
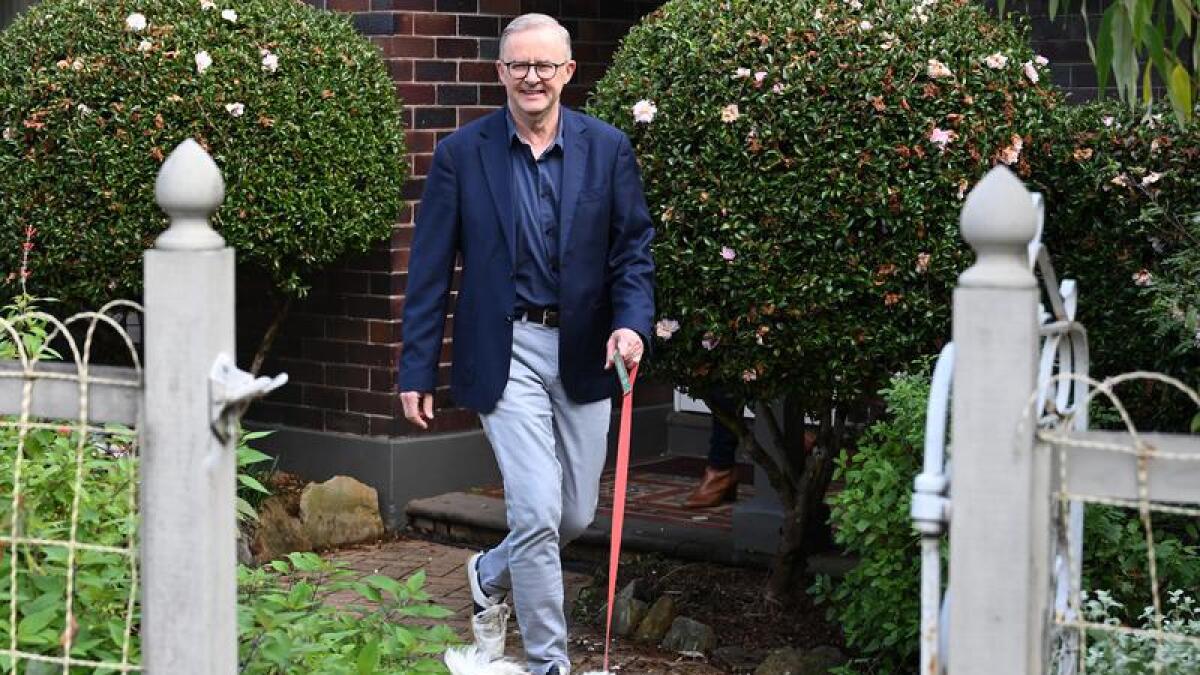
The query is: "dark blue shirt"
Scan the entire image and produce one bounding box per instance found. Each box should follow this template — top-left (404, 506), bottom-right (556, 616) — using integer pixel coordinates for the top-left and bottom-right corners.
top-left (506, 108), bottom-right (564, 311)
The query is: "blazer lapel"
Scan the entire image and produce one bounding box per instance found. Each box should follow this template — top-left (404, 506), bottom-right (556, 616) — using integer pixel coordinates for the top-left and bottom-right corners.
top-left (479, 110), bottom-right (516, 266)
top-left (559, 108), bottom-right (589, 254)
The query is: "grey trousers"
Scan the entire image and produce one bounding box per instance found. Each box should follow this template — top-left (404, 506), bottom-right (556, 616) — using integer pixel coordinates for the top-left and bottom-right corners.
top-left (476, 319), bottom-right (612, 675)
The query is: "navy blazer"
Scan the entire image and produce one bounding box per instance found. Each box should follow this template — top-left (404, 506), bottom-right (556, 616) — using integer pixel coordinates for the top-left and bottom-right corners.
top-left (399, 107), bottom-right (656, 414)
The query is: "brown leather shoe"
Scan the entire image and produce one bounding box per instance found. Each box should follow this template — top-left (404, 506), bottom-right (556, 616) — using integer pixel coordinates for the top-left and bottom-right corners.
top-left (684, 467), bottom-right (738, 508)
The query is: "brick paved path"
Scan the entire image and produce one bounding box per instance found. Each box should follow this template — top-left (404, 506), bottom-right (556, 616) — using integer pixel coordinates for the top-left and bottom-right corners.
top-left (325, 538), bottom-right (724, 674)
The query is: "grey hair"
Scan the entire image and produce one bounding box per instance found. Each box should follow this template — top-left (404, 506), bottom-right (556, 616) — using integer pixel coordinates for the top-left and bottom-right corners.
top-left (499, 13), bottom-right (572, 60)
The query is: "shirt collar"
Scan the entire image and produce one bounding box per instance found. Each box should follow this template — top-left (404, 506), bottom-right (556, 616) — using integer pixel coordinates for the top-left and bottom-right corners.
top-left (506, 106), bottom-right (565, 153)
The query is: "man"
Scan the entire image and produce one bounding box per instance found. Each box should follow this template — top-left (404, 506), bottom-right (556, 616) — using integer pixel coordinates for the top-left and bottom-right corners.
top-left (398, 13), bottom-right (655, 675)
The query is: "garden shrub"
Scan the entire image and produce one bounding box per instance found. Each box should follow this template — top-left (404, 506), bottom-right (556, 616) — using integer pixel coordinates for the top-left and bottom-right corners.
top-left (588, 0), bottom-right (1063, 406)
top-left (812, 368), bottom-right (1200, 673)
top-left (0, 310), bottom-right (455, 671)
top-left (810, 368), bottom-right (929, 673)
top-left (1033, 101), bottom-right (1200, 428)
top-left (587, 0), bottom-right (1066, 593)
top-left (0, 0), bottom-right (407, 309)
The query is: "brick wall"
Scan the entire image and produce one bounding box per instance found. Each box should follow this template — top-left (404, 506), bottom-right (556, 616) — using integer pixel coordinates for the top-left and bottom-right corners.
top-left (243, 0), bottom-right (669, 437)
top-left (243, 0), bottom-right (1099, 437)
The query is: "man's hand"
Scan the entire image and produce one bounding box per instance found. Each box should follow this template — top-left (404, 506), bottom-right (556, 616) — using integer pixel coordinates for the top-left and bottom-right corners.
top-left (400, 391), bottom-right (435, 430)
top-left (605, 328), bottom-right (644, 371)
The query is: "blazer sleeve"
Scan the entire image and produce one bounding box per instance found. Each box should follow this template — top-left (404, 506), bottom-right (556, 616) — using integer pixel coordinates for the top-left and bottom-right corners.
top-left (607, 132), bottom-right (656, 347)
top-left (399, 141), bottom-right (460, 393)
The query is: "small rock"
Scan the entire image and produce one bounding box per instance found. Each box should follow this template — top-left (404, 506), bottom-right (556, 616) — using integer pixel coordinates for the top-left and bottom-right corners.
top-left (713, 645), bottom-right (763, 673)
top-left (754, 647), bottom-right (805, 675)
top-left (801, 646), bottom-right (847, 673)
top-left (633, 595), bottom-right (676, 643)
top-left (299, 475), bottom-right (384, 549)
top-left (617, 579), bottom-right (639, 601)
top-left (236, 527), bottom-right (254, 566)
top-left (661, 616), bottom-right (716, 653)
top-left (754, 645), bottom-right (848, 675)
top-left (612, 596), bottom-right (648, 637)
top-left (251, 496), bottom-right (312, 565)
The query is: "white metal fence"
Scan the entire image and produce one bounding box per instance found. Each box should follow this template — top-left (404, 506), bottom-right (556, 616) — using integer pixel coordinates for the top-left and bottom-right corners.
top-left (913, 166), bottom-right (1200, 674)
top-left (0, 140), bottom-right (284, 673)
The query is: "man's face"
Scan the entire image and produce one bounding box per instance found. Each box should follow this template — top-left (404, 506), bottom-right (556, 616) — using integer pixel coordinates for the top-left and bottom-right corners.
top-left (496, 27), bottom-right (575, 120)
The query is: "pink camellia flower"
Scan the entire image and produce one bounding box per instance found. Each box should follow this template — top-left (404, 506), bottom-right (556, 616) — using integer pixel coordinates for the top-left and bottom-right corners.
top-left (720, 246), bottom-right (736, 261)
top-left (1022, 60), bottom-right (1039, 83)
top-left (195, 50), bottom-right (213, 75)
top-left (859, 20), bottom-right (873, 30)
top-left (754, 71), bottom-right (767, 87)
top-left (125, 12), bottom-right (148, 32)
top-left (742, 369), bottom-right (758, 383)
top-left (998, 134), bottom-right (1023, 165)
top-left (772, 82), bottom-right (784, 94)
top-left (1035, 55), bottom-right (1049, 66)
top-left (721, 104), bottom-right (741, 123)
top-left (1141, 171), bottom-right (1163, 186)
top-left (927, 59), bottom-right (953, 79)
top-left (225, 102), bottom-right (246, 117)
top-left (701, 333), bottom-right (720, 350)
top-left (1102, 116), bottom-right (1115, 128)
top-left (1132, 269), bottom-right (1153, 287)
top-left (655, 318), bottom-right (680, 340)
top-left (1, 127), bottom-right (13, 141)
top-left (916, 252), bottom-right (931, 273)
top-left (984, 52), bottom-right (1008, 69)
top-left (733, 67), bottom-right (752, 79)
top-left (632, 99), bottom-right (657, 124)
top-left (261, 50), bottom-right (280, 73)
top-left (1110, 173), bottom-right (1131, 188)
top-left (929, 127), bottom-right (957, 152)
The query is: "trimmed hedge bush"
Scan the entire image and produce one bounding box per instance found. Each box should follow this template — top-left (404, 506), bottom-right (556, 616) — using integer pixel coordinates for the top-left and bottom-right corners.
top-left (588, 0), bottom-right (1064, 408)
top-left (0, 0), bottom-right (406, 307)
top-left (1035, 102), bottom-right (1200, 427)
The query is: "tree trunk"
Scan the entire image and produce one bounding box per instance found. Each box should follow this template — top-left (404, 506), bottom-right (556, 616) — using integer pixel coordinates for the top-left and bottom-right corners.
top-left (249, 296), bottom-right (292, 376)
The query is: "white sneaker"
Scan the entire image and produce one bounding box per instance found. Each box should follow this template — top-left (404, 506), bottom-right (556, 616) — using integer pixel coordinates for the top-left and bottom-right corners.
top-left (467, 551), bottom-right (506, 612)
top-left (470, 602), bottom-right (511, 662)
top-left (466, 552), bottom-right (509, 661)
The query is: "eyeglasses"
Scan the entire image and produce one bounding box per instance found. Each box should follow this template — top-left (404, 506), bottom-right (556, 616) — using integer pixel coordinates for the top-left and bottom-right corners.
top-left (501, 61), bottom-right (568, 80)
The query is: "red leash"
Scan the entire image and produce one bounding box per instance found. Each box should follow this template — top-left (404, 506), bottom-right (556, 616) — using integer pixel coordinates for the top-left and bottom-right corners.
top-left (601, 361), bottom-right (637, 672)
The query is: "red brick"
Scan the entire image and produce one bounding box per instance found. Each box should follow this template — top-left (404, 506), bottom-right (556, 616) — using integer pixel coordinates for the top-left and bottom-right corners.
top-left (327, 365), bottom-right (370, 389)
top-left (414, 153), bottom-right (434, 175)
top-left (478, 0), bottom-right (519, 14)
top-left (329, 0), bottom-right (369, 10)
top-left (406, 130), bottom-right (437, 153)
top-left (371, 368), bottom-right (397, 393)
top-left (387, 59), bottom-right (414, 81)
top-left (413, 12), bottom-right (458, 35)
top-left (437, 38), bottom-right (479, 59)
top-left (369, 321), bottom-right (399, 343)
top-left (396, 83), bottom-right (436, 105)
top-left (460, 61), bottom-right (498, 83)
top-left (394, 13), bottom-right (414, 35)
top-left (382, 36), bottom-right (435, 58)
top-left (329, 317), bottom-right (370, 341)
top-left (349, 390), bottom-right (397, 416)
top-left (458, 106), bottom-right (494, 125)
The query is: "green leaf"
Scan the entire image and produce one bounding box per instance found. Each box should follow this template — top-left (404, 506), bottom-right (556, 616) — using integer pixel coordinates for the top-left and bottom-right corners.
top-left (1097, 4), bottom-right (1118, 98)
top-left (238, 474), bottom-right (271, 495)
top-left (356, 639), bottom-right (382, 675)
top-left (1166, 62), bottom-right (1193, 124)
top-left (237, 447), bottom-right (273, 466)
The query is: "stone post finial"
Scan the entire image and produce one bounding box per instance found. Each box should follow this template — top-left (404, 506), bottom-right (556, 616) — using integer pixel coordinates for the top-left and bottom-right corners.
top-left (154, 139), bottom-right (226, 250)
top-left (959, 165), bottom-right (1037, 289)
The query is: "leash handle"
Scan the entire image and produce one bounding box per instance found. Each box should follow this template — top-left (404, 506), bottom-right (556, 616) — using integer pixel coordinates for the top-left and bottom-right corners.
top-left (602, 361), bottom-right (637, 673)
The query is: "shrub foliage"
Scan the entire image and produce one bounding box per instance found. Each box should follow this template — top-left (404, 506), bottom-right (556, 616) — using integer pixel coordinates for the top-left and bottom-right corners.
top-left (0, 0), bottom-right (407, 307)
top-left (589, 0), bottom-right (1063, 406)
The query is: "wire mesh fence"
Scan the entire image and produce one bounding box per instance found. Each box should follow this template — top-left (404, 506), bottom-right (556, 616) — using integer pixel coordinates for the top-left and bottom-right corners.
top-left (1039, 372), bottom-right (1200, 674)
top-left (0, 301), bottom-right (143, 673)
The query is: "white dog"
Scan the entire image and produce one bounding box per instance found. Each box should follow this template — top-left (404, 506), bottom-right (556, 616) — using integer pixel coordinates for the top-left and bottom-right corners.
top-left (442, 645), bottom-right (611, 675)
